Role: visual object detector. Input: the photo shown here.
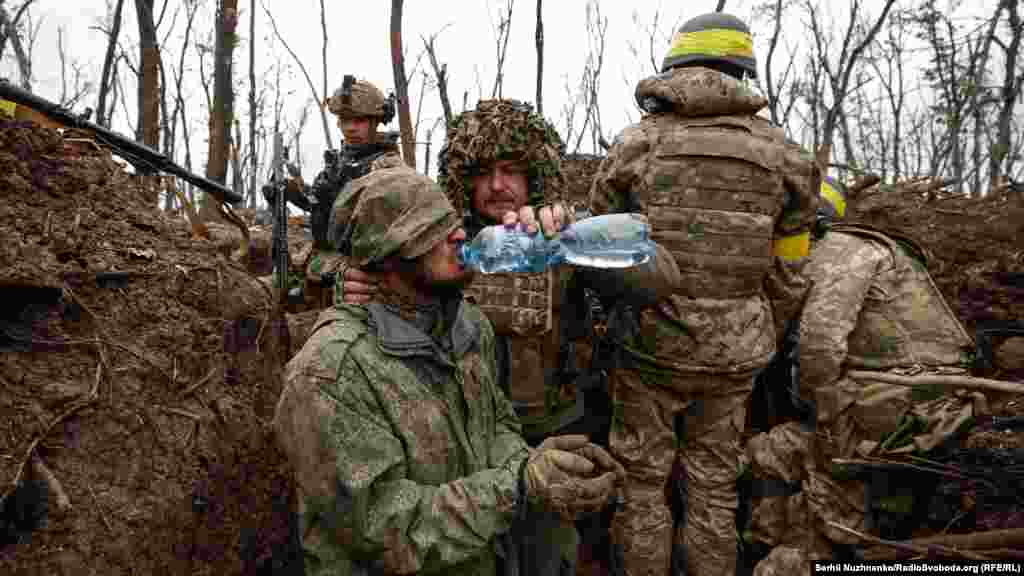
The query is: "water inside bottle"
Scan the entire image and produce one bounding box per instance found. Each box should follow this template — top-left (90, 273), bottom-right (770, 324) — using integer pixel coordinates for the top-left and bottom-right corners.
top-left (559, 213), bottom-right (653, 269)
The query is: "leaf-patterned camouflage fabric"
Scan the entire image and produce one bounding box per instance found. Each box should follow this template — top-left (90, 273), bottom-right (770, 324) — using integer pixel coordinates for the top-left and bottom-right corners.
top-left (345, 167), bottom-right (460, 267)
top-left (437, 99), bottom-right (566, 215)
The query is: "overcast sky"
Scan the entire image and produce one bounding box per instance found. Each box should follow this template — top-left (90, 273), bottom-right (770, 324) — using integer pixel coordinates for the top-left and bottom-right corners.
top-left (1, 0), bottom-right (1003, 188)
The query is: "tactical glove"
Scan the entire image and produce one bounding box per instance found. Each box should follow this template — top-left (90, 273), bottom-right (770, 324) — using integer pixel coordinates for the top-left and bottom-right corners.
top-left (523, 434), bottom-right (625, 522)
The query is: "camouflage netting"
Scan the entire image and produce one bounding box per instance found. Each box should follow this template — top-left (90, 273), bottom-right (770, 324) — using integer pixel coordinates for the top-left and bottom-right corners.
top-left (0, 120), bottom-right (299, 575)
top-left (437, 99), bottom-right (566, 215)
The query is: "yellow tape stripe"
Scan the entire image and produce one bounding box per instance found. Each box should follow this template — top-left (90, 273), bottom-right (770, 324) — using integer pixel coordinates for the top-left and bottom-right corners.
top-left (773, 231), bottom-right (810, 262)
top-left (666, 28), bottom-right (754, 60)
top-left (0, 99), bottom-right (16, 118)
top-left (820, 181), bottom-right (847, 218)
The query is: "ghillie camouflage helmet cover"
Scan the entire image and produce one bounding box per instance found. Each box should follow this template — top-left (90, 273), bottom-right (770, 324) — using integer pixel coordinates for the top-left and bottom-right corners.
top-left (437, 99), bottom-right (566, 215)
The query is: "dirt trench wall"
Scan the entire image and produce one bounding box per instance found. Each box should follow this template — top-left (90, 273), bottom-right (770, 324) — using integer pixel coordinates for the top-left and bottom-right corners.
top-left (0, 120), bottom-right (298, 575)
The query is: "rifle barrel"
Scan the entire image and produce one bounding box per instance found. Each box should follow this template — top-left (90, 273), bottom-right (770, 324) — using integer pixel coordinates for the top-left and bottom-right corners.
top-left (0, 81), bottom-right (243, 205)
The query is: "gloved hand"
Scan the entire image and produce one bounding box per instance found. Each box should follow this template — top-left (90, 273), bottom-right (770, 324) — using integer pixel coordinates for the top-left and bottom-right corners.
top-left (524, 434), bottom-right (625, 522)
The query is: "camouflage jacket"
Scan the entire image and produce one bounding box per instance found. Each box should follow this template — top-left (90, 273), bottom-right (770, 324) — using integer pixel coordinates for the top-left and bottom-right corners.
top-left (798, 225), bottom-right (974, 393)
top-left (272, 300), bottom-right (530, 576)
top-left (590, 67), bottom-right (818, 376)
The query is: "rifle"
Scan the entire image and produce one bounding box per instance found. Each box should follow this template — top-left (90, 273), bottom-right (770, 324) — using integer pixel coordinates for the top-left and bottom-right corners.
top-left (0, 79), bottom-right (243, 206)
top-left (270, 132), bottom-right (292, 353)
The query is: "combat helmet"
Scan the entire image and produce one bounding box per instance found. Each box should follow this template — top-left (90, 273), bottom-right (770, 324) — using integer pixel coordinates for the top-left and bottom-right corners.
top-left (326, 75), bottom-right (396, 123)
top-left (662, 12), bottom-right (758, 79)
top-left (437, 99), bottom-right (566, 217)
top-left (819, 175), bottom-right (848, 221)
top-left (814, 175), bottom-right (848, 237)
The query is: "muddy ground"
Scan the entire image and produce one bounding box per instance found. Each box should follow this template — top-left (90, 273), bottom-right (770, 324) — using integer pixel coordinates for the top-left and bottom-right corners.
top-left (0, 125), bottom-right (1022, 574)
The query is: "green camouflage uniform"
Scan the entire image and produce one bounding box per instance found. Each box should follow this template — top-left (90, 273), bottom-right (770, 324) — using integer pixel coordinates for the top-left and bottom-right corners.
top-left (746, 223), bottom-right (977, 559)
top-left (273, 168), bottom-right (531, 575)
top-left (590, 66), bottom-right (818, 576)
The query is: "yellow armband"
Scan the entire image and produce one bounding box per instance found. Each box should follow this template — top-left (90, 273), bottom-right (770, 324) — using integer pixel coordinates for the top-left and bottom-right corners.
top-left (0, 99), bottom-right (16, 118)
top-left (773, 231), bottom-right (810, 262)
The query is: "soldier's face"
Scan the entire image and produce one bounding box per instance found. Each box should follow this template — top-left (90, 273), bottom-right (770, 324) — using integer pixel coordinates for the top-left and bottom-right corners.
top-left (340, 116), bottom-right (375, 145)
top-left (471, 160), bottom-right (529, 222)
top-left (411, 226), bottom-right (475, 295)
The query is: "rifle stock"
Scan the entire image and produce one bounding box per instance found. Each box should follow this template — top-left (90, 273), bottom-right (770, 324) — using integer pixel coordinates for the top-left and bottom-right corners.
top-left (0, 80), bottom-right (243, 206)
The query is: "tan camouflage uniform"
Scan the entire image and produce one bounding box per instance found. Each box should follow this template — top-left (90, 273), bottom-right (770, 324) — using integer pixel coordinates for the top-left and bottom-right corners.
top-left (590, 66), bottom-right (818, 576)
top-left (747, 222), bottom-right (978, 559)
top-left (297, 77), bottom-right (404, 311)
top-left (272, 168), bottom-right (621, 576)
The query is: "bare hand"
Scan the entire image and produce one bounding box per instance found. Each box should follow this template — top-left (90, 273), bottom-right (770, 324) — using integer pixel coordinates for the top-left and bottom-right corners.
top-left (501, 202), bottom-right (575, 238)
top-left (340, 265), bottom-right (381, 305)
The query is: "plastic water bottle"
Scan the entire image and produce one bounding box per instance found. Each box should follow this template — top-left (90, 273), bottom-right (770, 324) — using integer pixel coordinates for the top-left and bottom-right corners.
top-left (458, 213), bottom-right (655, 274)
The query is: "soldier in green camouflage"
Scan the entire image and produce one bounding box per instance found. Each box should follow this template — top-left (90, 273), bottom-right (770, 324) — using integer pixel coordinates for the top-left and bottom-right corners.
top-left (336, 99), bottom-right (684, 575)
top-left (336, 98), bottom-right (617, 575)
top-left (272, 167), bottom-right (625, 576)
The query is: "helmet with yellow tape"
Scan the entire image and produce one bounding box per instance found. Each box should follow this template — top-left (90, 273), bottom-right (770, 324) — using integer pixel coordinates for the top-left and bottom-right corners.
top-left (662, 12), bottom-right (757, 79)
top-left (818, 176), bottom-right (848, 221)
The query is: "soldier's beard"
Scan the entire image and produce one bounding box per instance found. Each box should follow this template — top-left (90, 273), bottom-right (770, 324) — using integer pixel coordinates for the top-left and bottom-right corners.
top-left (410, 261), bottom-right (475, 300)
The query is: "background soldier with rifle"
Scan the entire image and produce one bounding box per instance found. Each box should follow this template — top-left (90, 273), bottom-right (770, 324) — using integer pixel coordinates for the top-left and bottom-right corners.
top-left (262, 74), bottom-right (404, 312)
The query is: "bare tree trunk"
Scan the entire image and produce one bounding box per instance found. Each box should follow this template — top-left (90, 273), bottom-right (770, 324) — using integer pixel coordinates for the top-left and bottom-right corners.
top-left (1, 9), bottom-right (32, 88)
top-left (413, 71), bottom-right (428, 163)
top-left (424, 117), bottom-right (442, 176)
top-left (422, 30), bottom-right (452, 126)
top-left (168, 0), bottom-right (197, 204)
top-left (0, 1), bottom-right (37, 87)
top-left (535, 0), bottom-right (543, 113)
top-left (320, 0), bottom-right (328, 115)
top-left (201, 0), bottom-right (239, 222)
top-left (249, 0), bottom-right (258, 209)
top-left (262, 1), bottom-right (333, 150)
top-left (490, 0), bottom-right (515, 99)
top-left (135, 0), bottom-right (160, 150)
top-left (991, 0), bottom-right (1023, 191)
top-left (232, 119), bottom-right (244, 198)
top-left (764, 0), bottom-right (784, 125)
top-left (806, 0), bottom-right (896, 168)
top-left (390, 0), bottom-right (416, 168)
